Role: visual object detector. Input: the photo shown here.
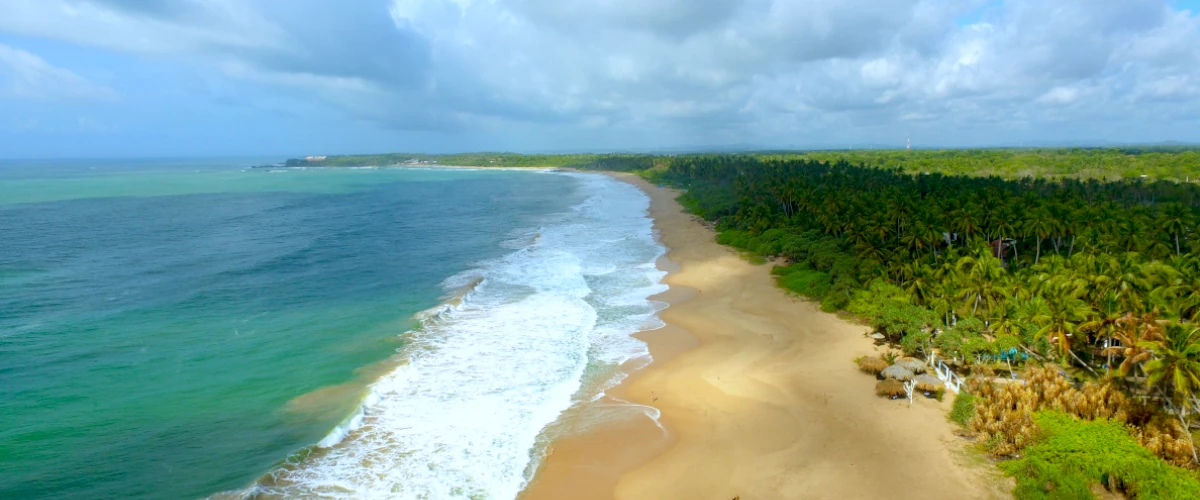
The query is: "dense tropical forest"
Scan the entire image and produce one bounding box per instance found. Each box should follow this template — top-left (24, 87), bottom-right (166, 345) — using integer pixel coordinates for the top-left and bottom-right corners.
top-left (774, 147), bottom-right (1200, 181)
top-left (643, 151), bottom-right (1200, 498)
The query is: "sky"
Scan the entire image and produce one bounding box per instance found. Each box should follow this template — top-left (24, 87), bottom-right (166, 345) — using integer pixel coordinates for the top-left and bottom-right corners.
top-left (0, 0), bottom-right (1199, 158)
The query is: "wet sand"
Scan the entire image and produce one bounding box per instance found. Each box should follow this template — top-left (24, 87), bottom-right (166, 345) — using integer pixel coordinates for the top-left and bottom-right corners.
top-left (521, 173), bottom-right (1007, 500)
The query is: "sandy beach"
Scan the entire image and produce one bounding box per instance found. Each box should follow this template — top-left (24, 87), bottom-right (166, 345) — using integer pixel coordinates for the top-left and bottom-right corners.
top-left (521, 173), bottom-right (1008, 500)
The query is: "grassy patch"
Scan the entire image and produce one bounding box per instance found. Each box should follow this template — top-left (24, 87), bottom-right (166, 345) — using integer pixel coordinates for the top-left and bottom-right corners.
top-left (949, 392), bottom-right (976, 427)
top-left (771, 264), bottom-right (831, 298)
top-left (741, 252), bottom-right (767, 265)
top-left (1001, 411), bottom-right (1200, 500)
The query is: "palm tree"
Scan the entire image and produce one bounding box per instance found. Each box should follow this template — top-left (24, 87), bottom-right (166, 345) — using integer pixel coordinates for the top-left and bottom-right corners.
top-left (1116, 217), bottom-right (1146, 254)
top-left (900, 223), bottom-right (931, 257)
top-left (929, 282), bottom-right (956, 328)
top-left (1143, 323), bottom-right (1200, 395)
top-left (855, 238), bottom-right (888, 264)
top-left (1034, 281), bottom-right (1094, 367)
top-left (1141, 323), bottom-right (1200, 464)
top-left (1101, 253), bottom-right (1150, 313)
top-left (904, 265), bottom-right (934, 307)
top-left (1158, 203), bottom-right (1189, 257)
top-left (1101, 312), bottom-right (1163, 378)
top-left (1174, 272), bottom-right (1200, 323)
top-left (913, 222), bottom-right (942, 259)
top-left (1082, 290), bottom-right (1125, 369)
top-left (955, 248), bottom-right (1007, 320)
top-left (951, 206), bottom-right (981, 245)
top-left (990, 298), bottom-right (1027, 337)
top-left (1024, 209), bottom-right (1055, 264)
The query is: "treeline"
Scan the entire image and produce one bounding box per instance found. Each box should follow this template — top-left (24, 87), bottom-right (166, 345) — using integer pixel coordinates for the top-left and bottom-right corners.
top-left (654, 154), bottom-right (1200, 362)
top-left (744, 147), bottom-right (1200, 181)
top-left (282, 147), bottom-right (1200, 181)
top-left (648, 154), bottom-right (1200, 484)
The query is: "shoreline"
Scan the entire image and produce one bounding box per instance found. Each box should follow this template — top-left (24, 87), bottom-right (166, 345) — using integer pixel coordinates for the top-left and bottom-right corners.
top-left (518, 180), bottom-right (699, 500)
top-left (522, 173), bottom-right (1008, 499)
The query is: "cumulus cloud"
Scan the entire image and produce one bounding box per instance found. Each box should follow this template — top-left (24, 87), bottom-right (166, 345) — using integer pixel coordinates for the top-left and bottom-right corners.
top-left (0, 0), bottom-right (1198, 146)
top-left (0, 42), bottom-right (118, 102)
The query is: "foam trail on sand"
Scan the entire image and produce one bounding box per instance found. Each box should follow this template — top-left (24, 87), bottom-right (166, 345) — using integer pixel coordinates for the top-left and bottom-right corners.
top-left (250, 173), bottom-right (666, 499)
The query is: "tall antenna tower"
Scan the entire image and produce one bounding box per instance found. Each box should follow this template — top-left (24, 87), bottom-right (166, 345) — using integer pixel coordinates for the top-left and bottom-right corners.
top-left (906, 136), bottom-right (911, 151)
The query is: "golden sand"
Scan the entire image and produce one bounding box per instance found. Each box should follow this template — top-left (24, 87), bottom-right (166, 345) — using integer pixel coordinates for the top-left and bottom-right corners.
top-left (521, 173), bottom-right (1008, 500)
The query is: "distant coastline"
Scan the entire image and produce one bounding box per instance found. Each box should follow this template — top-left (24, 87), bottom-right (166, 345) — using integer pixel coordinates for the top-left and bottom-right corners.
top-left (250, 163), bottom-right (557, 172)
top-left (259, 146), bottom-right (1200, 181)
top-left (254, 152), bottom-right (657, 172)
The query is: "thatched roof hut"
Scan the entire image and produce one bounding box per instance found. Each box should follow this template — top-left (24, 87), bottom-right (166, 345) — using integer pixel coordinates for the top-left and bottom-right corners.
top-left (880, 364), bottom-right (915, 381)
top-left (856, 356), bottom-right (889, 375)
top-left (895, 358), bottom-right (927, 374)
top-left (914, 373), bottom-right (945, 393)
top-left (875, 379), bottom-right (906, 398)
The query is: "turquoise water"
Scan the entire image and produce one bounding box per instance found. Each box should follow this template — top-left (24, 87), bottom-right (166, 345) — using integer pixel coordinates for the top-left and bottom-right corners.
top-left (0, 161), bottom-right (599, 499)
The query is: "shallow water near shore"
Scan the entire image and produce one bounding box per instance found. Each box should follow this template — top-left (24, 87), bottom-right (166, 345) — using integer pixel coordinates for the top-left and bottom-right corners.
top-left (0, 160), bottom-right (665, 499)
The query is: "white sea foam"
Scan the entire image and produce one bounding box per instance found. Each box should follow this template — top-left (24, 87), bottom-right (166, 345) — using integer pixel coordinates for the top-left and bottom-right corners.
top-left (253, 172), bottom-right (667, 499)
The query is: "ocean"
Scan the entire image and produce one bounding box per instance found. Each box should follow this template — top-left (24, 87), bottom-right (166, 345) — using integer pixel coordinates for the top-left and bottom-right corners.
top-left (0, 160), bottom-right (666, 499)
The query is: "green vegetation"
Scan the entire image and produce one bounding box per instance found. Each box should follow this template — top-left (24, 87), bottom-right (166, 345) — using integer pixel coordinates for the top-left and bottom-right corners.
top-left (639, 149), bottom-right (1200, 496)
top-left (652, 154), bottom-right (1200, 370)
top-left (1002, 411), bottom-right (1200, 499)
top-left (284, 147), bottom-right (1200, 182)
top-left (758, 147), bottom-right (1200, 182)
top-left (949, 391), bottom-right (975, 426)
top-left (771, 264), bottom-right (831, 299)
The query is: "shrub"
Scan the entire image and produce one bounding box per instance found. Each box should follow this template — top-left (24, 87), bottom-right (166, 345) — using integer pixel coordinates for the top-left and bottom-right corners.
top-left (1129, 416), bottom-right (1197, 469)
top-left (881, 351), bottom-right (900, 365)
top-left (949, 391), bottom-right (976, 426)
top-left (955, 317), bottom-right (986, 335)
top-left (847, 280), bottom-right (911, 319)
top-left (936, 317), bottom-right (989, 360)
top-left (872, 304), bottom-right (937, 341)
top-left (1002, 411), bottom-right (1200, 500)
top-left (962, 335), bottom-right (998, 359)
top-left (773, 265), bottom-right (832, 298)
top-left (995, 334), bottom-right (1023, 354)
top-left (900, 330), bottom-right (933, 357)
top-left (717, 229), bottom-right (753, 248)
top-left (967, 366), bottom-right (1196, 466)
top-left (935, 328), bottom-right (966, 359)
top-left (820, 293), bottom-right (849, 312)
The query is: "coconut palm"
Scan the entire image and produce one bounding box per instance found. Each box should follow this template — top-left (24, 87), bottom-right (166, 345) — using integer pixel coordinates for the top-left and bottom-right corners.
top-left (1158, 203), bottom-right (1190, 257)
top-left (955, 247), bottom-right (1007, 320)
top-left (1143, 323), bottom-right (1200, 397)
top-left (1141, 322), bottom-right (1200, 464)
top-left (1034, 281), bottom-right (1094, 366)
top-left (1024, 209), bottom-right (1056, 264)
top-left (1082, 290), bottom-right (1126, 369)
top-left (1102, 312), bottom-right (1163, 377)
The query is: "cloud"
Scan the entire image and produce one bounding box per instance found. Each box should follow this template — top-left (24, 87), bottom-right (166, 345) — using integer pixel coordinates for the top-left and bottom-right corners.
top-left (0, 0), bottom-right (1199, 148)
top-left (0, 42), bottom-right (118, 102)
